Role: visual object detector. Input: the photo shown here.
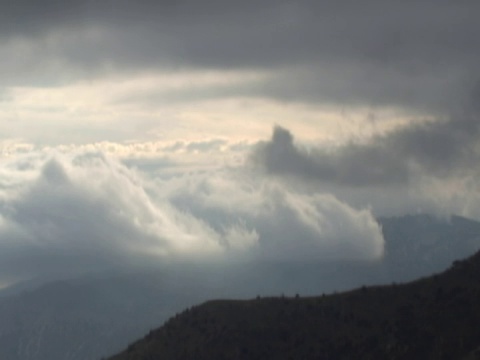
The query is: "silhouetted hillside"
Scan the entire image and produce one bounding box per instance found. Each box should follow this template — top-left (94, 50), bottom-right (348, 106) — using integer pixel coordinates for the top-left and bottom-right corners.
top-left (109, 250), bottom-right (480, 360)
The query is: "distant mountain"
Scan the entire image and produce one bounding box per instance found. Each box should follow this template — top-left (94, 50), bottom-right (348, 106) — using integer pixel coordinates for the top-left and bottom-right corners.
top-left (109, 248), bottom-right (480, 360)
top-left (1, 214), bottom-right (480, 360)
top-left (0, 272), bottom-right (217, 360)
top-left (379, 214), bottom-right (480, 281)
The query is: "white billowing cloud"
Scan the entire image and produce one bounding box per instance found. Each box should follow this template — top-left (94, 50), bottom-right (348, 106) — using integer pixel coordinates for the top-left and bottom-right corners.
top-left (164, 170), bottom-right (384, 261)
top-left (0, 152), bottom-right (225, 281)
top-left (0, 150), bottom-right (384, 284)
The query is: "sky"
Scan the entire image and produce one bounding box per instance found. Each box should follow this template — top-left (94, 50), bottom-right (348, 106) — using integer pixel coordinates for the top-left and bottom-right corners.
top-left (1, 0), bottom-right (480, 286)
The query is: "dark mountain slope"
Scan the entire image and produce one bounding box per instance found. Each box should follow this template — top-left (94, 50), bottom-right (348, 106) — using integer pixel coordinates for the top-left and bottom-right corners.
top-left (109, 250), bottom-right (480, 360)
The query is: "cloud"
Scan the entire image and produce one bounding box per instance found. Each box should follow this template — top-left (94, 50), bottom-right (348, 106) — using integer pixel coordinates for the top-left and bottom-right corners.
top-left (167, 171), bottom-right (384, 261)
top-left (252, 116), bottom-right (480, 187)
top-left (2, 1), bottom-right (480, 165)
top-left (249, 122), bottom-right (480, 222)
top-left (1, 1), bottom-right (479, 116)
top-left (0, 150), bottom-right (384, 285)
top-left (3, 1), bottom-right (480, 295)
top-left (251, 126), bottom-right (407, 186)
top-left (0, 153), bottom-right (223, 281)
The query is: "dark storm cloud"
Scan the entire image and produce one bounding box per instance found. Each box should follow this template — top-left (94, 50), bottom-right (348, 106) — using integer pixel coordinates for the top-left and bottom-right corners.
top-left (253, 114), bottom-right (480, 187)
top-left (252, 126), bottom-right (410, 186)
top-left (2, 0), bottom-right (480, 112)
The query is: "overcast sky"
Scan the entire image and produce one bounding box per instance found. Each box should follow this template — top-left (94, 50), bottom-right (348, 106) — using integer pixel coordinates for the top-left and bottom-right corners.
top-left (1, 0), bottom-right (480, 287)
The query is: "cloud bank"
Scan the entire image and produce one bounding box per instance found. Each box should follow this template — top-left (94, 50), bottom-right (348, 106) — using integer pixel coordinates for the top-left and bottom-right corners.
top-left (253, 115), bottom-right (480, 187)
top-left (2, 0), bottom-right (480, 293)
top-left (2, 1), bottom-right (479, 115)
top-left (0, 151), bottom-right (383, 285)
top-left (251, 123), bottom-right (480, 218)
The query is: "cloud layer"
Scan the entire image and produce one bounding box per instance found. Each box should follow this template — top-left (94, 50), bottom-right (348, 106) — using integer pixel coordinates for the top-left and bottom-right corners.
top-left (251, 124), bottom-right (480, 219)
top-left (2, 1), bottom-right (479, 114)
top-left (0, 150), bottom-right (383, 285)
top-left (253, 116), bottom-right (480, 187)
top-left (2, 1), bottom-right (480, 182)
top-left (2, 1), bottom-right (480, 292)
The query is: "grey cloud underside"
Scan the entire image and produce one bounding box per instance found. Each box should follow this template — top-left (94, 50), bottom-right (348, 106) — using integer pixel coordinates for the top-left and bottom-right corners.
top-left (1, 1), bottom-right (480, 112)
top-left (5, 1), bottom-right (479, 67)
top-left (253, 113), bottom-right (480, 187)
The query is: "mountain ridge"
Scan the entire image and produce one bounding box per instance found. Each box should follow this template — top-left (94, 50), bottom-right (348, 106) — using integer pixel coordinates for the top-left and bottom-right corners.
top-left (109, 248), bottom-right (480, 359)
